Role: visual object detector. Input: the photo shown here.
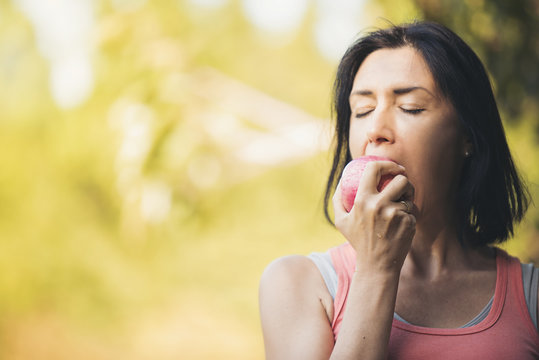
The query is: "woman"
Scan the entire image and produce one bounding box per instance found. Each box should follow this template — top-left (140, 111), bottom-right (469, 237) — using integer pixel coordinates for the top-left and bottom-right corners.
top-left (259, 22), bottom-right (539, 359)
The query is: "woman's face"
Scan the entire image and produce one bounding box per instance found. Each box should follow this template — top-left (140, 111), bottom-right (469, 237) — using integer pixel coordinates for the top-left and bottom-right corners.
top-left (348, 46), bottom-right (469, 221)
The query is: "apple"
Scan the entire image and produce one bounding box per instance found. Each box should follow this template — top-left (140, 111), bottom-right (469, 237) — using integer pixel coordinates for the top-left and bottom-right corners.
top-left (341, 156), bottom-right (396, 212)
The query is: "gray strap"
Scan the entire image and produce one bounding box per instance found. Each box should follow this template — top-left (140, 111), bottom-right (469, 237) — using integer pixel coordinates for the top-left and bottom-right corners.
top-left (460, 296), bottom-right (493, 327)
top-left (398, 263), bottom-right (539, 329)
top-left (521, 262), bottom-right (539, 330)
top-left (394, 296), bottom-right (493, 328)
top-left (307, 252), bottom-right (338, 299)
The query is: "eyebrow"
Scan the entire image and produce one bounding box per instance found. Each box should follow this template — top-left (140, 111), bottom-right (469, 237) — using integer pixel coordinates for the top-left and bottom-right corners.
top-left (350, 86), bottom-right (435, 98)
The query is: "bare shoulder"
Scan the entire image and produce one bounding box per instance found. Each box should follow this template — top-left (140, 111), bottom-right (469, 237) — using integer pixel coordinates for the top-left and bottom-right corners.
top-left (260, 255), bottom-right (322, 291)
top-left (260, 255), bottom-right (333, 316)
top-left (259, 255), bottom-right (335, 359)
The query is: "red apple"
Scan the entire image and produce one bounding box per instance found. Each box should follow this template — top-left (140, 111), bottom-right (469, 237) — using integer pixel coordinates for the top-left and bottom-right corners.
top-left (341, 156), bottom-right (396, 212)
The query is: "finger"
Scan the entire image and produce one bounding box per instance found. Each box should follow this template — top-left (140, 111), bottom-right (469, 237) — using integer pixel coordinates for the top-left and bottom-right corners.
top-left (359, 160), bottom-right (406, 194)
top-left (381, 174), bottom-right (415, 203)
top-left (399, 200), bottom-right (413, 214)
top-left (391, 212), bottom-right (416, 244)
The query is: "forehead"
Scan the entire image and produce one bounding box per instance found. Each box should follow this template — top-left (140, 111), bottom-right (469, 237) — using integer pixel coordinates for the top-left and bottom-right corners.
top-left (352, 46), bottom-right (437, 92)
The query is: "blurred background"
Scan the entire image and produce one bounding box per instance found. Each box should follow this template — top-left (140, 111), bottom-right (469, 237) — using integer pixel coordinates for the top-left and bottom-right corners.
top-left (0, 0), bottom-right (538, 359)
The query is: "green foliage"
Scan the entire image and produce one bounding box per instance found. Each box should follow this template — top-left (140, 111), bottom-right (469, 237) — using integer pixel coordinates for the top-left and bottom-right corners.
top-left (412, 0), bottom-right (539, 120)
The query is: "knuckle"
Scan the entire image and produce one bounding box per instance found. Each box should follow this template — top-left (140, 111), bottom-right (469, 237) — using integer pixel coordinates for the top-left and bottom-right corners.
top-left (403, 214), bottom-right (416, 227)
top-left (365, 161), bottom-right (378, 171)
top-left (354, 198), bottom-right (373, 213)
top-left (384, 206), bottom-right (398, 218)
top-left (356, 196), bottom-right (369, 209)
top-left (365, 199), bottom-right (382, 214)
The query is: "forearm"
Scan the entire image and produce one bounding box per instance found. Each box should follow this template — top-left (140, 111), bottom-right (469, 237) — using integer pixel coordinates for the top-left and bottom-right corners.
top-left (330, 270), bottom-right (400, 360)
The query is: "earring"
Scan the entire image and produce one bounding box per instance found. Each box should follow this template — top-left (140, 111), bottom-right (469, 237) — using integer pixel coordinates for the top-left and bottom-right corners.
top-left (465, 150), bottom-right (472, 158)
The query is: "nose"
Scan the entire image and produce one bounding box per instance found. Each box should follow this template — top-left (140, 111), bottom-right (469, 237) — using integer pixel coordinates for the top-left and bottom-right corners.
top-left (366, 108), bottom-right (395, 145)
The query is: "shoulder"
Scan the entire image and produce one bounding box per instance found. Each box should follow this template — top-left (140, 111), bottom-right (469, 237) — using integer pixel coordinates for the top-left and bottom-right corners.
top-left (259, 254), bottom-right (334, 323)
top-left (260, 255), bottom-right (328, 300)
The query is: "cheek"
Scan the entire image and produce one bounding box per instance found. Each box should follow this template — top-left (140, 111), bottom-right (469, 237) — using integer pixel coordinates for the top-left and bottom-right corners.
top-left (408, 129), bottom-right (465, 203)
top-left (413, 127), bottom-right (461, 174)
top-left (348, 121), bottom-right (366, 158)
top-left (408, 111), bottom-right (463, 163)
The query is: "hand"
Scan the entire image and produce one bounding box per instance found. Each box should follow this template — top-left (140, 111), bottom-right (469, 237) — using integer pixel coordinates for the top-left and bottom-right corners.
top-left (333, 160), bottom-right (416, 274)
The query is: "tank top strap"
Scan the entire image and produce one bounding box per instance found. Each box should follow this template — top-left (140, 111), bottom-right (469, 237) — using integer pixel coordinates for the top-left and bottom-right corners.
top-left (497, 248), bottom-right (539, 341)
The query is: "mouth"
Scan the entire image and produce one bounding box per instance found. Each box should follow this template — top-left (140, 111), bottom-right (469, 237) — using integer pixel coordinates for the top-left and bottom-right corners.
top-left (362, 154), bottom-right (399, 165)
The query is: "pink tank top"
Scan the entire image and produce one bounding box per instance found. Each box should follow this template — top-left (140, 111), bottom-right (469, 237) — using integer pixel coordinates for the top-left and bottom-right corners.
top-left (329, 243), bottom-right (539, 359)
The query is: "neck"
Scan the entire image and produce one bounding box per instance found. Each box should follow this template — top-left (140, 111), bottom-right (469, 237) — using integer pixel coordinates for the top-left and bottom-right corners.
top-left (402, 214), bottom-right (491, 280)
top-left (405, 227), bottom-right (462, 278)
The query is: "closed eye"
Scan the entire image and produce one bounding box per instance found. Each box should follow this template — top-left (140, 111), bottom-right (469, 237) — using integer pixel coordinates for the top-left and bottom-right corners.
top-left (355, 109), bottom-right (374, 118)
top-left (401, 108), bottom-right (425, 115)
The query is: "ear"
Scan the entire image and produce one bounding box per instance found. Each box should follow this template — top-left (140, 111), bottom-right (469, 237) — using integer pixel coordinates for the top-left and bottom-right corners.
top-left (463, 138), bottom-right (473, 158)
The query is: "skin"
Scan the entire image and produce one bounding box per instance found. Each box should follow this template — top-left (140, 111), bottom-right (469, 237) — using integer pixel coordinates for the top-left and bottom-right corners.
top-left (259, 46), bottom-right (537, 359)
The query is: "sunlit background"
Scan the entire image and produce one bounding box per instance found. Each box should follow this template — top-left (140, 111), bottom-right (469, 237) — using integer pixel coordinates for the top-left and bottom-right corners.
top-left (1, 0), bottom-right (538, 358)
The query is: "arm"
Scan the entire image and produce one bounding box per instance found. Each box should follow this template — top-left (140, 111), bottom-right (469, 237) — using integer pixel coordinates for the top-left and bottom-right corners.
top-left (330, 266), bottom-right (400, 359)
top-left (331, 161), bottom-right (416, 359)
top-left (259, 255), bottom-right (335, 360)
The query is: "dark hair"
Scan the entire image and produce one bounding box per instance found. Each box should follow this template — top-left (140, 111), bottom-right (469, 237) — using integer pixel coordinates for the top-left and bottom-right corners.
top-left (323, 21), bottom-right (529, 247)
